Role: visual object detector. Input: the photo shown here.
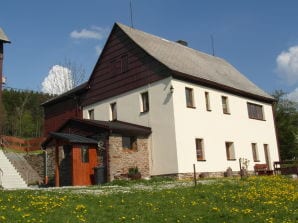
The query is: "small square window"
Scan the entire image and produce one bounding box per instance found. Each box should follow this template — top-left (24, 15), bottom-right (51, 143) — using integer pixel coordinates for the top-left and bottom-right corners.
top-left (225, 142), bottom-right (235, 160)
top-left (122, 136), bottom-right (137, 150)
top-left (185, 87), bottom-right (195, 108)
top-left (141, 92), bottom-right (149, 113)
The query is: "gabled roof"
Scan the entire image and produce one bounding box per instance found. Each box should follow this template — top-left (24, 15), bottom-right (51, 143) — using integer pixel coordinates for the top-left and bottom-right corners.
top-left (49, 132), bottom-right (98, 144)
top-left (41, 82), bottom-right (88, 106)
top-left (0, 28), bottom-right (11, 43)
top-left (116, 23), bottom-right (273, 101)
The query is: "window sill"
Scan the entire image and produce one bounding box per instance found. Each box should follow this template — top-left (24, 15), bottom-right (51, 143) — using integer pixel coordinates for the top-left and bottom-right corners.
top-left (206, 109), bottom-right (212, 112)
top-left (227, 159), bottom-right (237, 161)
top-left (140, 111), bottom-right (149, 115)
top-left (223, 112), bottom-right (231, 115)
top-left (187, 106), bottom-right (196, 109)
top-left (248, 117), bottom-right (266, 121)
top-left (197, 159), bottom-right (206, 162)
top-left (254, 160), bottom-right (260, 162)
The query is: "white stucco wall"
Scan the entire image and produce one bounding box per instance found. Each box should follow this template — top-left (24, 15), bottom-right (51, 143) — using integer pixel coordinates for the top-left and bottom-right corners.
top-left (83, 77), bottom-right (179, 175)
top-left (83, 77), bottom-right (279, 176)
top-left (171, 79), bottom-right (279, 173)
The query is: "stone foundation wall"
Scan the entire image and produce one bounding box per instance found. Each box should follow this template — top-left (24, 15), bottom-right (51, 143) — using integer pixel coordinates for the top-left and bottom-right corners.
top-left (108, 135), bottom-right (150, 181)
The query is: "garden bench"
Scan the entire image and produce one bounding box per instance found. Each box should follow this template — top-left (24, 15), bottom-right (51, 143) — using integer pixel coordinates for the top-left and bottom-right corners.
top-left (254, 164), bottom-right (273, 175)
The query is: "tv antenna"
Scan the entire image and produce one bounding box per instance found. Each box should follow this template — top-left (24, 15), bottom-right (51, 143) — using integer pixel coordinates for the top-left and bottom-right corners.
top-left (210, 34), bottom-right (215, 56)
top-left (129, 0), bottom-right (134, 28)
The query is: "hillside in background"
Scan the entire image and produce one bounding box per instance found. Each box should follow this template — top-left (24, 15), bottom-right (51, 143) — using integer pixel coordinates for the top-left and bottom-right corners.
top-left (1, 89), bottom-right (54, 137)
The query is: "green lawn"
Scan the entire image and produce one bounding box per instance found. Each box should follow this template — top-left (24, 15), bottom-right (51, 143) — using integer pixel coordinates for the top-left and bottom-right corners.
top-left (0, 176), bottom-right (297, 223)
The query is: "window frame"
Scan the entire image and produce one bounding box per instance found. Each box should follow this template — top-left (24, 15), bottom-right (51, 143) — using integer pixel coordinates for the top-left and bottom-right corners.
top-left (195, 138), bottom-right (206, 161)
top-left (88, 109), bottom-right (94, 120)
top-left (205, 91), bottom-right (211, 111)
top-left (110, 102), bottom-right (117, 121)
top-left (251, 143), bottom-right (260, 162)
top-left (122, 136), bottom-right (137, 150)
top-left (140, 91), bottom-right (149, 113)
top-left (121, 54), bottom-right (128, 73)
top-left (81, 146), bottom-right (89, 163)
top-left (222, 96), bottom-right (230, 114)
top-left (185, 87), bottom-right (195, 108)
top-left (247, 102), bottom-right (265, 120)
top-left (225, 141), bottom-right (236, 160)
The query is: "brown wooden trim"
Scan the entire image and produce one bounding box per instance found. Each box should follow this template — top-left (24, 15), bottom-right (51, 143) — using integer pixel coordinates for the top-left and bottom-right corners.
top-left (197, 159), bottom-right (206, 162)
top-left (271, 103), bottom-right (281, 161)
top-left (55, 141), bottom-right (60, 187)
top-left (227, 159), bottom-right (237, 161)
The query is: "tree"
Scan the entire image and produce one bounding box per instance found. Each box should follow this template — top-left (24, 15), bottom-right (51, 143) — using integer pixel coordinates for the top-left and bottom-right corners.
top-left (272, 90), bottom-right (298, 160)
top-left (0, 100), bottom-right (6, 135)
top-left (41, 59), bottom-right (86, 95)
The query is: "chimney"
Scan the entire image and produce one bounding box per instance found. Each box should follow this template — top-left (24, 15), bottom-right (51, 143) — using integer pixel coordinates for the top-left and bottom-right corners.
top-left (176, 40), bottom-right (188, 46)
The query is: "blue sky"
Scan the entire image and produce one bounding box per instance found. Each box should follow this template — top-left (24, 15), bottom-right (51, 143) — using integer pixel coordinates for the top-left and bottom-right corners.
top-left (1, 0), bottom-right (298, 101)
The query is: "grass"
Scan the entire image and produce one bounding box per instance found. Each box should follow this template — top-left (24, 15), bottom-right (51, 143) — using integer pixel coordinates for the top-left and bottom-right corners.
top-left (0, 176), bottom-right (297, 223)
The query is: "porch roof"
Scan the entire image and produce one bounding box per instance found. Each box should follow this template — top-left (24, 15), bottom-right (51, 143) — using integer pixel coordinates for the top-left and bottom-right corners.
top-left (49, 132), bottom-right (98, 144)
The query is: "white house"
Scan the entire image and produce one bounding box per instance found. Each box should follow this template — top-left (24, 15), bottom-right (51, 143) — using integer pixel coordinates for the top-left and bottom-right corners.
top-left (43, 22), bottom-right (279, 184)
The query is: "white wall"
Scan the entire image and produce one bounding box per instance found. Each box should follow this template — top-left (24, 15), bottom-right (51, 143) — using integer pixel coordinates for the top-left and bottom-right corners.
top-left (83, 77), bottom-right (279, 176)
top-left (171, 79), bottom-right (279, 173)
top-left (83, 77), bottom-right (179, 175)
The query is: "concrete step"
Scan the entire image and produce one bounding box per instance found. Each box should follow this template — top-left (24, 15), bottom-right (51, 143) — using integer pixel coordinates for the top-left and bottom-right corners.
top-left (0, 149), bottom-right (28, 189)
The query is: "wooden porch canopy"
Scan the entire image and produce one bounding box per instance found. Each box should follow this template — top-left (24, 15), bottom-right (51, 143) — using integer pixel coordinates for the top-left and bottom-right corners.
top-left (42, 118), bottom-right (152, 148)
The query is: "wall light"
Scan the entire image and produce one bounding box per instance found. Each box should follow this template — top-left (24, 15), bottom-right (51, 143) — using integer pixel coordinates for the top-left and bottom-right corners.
top-left (170, 85), bottom-right (174, 93)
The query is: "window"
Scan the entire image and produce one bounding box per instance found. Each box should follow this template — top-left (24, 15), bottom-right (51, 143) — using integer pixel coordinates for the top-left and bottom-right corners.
top-left (251, 143), bottom-right (260, 162)
top-left (247, 102), bottom-right (264, 120)
top-left (141, 92), bottom-right (149, 113)
top-left (225, 142), bottom-right (235, 160)
top-left (222, 96), bottom-right (230, 114)
top-left (185, 87), bottom-right (195, 108)
top-left (122, 136), bottom-right (137, 150)
top-left (110, 102), bottom-right (117, 121)
top-left (121, 54), bottom-right (128, 73)
top-left (81, 146), bottom-right (89, 163)
top-left (88, 109), bottom-right (94, 120)
top-left (205, 92), bottom-right (211, 111)
top-left (195, 138), bottom-right (205, 161)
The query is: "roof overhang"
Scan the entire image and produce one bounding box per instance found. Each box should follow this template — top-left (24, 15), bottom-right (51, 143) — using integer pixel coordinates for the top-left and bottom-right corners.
top-left (42, 118), bottom-right (151, 148)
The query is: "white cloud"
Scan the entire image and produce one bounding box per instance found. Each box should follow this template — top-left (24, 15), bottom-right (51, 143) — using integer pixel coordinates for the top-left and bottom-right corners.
top-left (287, 88), bottom-right (298, 102)
top-left (70, 26), bottom-right (108, 40)
top-left (276, 45), bottom-right (298, 85)
top-left (41, 65), bottom-right (73, 95)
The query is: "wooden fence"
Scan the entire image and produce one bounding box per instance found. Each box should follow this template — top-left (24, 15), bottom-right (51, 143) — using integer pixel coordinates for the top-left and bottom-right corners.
top-left (1, 135), bottom-right (45, 152)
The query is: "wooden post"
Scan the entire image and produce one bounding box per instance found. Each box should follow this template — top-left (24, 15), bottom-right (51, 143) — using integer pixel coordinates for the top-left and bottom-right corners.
top-left (239, 158), bottom-right (243, 179)
top-left (193, 164), bottom-right (197, 187)
top-left (55, 142), bottom-right (60, 187)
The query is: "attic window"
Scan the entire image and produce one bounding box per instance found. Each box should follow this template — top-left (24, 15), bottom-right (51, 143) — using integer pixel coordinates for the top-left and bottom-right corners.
top-left (121, 54), bottom-right (128, 73)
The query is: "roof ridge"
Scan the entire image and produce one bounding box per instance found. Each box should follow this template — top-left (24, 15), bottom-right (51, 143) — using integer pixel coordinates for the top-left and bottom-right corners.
top-left (115, 22), bottom-right (273, 101)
